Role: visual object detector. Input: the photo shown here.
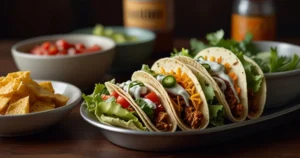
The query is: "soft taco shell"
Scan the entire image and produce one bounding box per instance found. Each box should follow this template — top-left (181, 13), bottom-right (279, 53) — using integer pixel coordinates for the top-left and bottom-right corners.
top-left (105, 81), bottom-right (177, 132)
top-left (150, 58), bottom-right (210, 130)
top-left (244, 56), bottom-right (266, 119)
top-left (104, 82), bottom-right (154, 131)
top-left (194, 47), bottom-right (248, 122)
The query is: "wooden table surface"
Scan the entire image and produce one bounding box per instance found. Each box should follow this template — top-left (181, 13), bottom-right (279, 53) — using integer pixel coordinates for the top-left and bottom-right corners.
top-left (1, 39), bottom-right (300, 158)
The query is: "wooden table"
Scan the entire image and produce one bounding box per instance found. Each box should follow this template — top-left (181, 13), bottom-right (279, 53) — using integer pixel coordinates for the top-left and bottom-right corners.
top-left (1, 39), bottom-right (300, 158)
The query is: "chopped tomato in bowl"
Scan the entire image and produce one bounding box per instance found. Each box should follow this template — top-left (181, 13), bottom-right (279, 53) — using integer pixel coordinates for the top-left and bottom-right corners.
top-left (30, 39), bottom-right (102, 56)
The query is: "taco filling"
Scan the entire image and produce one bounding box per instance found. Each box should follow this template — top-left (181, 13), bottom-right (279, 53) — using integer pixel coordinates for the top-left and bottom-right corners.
top-left (117, 80), bottom-right (171, 131)
top-left (196, 56), bottom-right (244, 117)
top-left (154, 67), bottom-right (204, 129)
top-left (82, 83), bottom-right (146, 131)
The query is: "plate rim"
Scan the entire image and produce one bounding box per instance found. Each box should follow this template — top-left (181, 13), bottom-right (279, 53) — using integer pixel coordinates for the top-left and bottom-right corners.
top-left (80, 102), bottom-right (300, 136)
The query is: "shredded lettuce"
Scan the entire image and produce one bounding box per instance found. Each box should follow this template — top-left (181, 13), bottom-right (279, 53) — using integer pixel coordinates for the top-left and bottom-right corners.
top-left (209, 105), bottom-right (225, 127)
top-left (141, 64), bottom-right (158, 77)
top-left (234, 51), bottom-right (263, 93)
top-left (197, 76), bottom-right (224, 126)
top-left (135, 98), bottom-right (154, 119)
top-left (82, 83), bottom-right (147, 131)
top-left (171, 48), bottom-right (193, 58)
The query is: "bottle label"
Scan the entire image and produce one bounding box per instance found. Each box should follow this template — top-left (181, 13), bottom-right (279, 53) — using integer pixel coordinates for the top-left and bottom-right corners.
top-left (123, 0), bottom-right (173, 31)
top-left (231, 14), bottom-right (276, 41)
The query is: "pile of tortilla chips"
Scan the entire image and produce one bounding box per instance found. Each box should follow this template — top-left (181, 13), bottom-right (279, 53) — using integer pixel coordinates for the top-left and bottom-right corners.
top-left (0, 71), bottom-right (70, 115)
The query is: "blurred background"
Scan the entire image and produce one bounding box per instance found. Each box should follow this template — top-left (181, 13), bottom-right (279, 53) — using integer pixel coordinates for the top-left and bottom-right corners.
top-left (1, 0), bottom-right (299, 40)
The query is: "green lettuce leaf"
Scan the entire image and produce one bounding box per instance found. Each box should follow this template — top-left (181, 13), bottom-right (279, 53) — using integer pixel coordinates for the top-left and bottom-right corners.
top-left (235, 51), bottom-right (263, 93)
top-left (190, 38), bottom-right (207, 54)
top-left (82, 83), bottom-right (109, 112)
top-left (141, 64), bottom-right (158, 77)
top-left (99, 114), bottom-right (146, 131)
top-left (95, 102), bottom-right (146, 131)
top-left (198, 79), bottom-right (215, 105)
top-left (135, 98), bottom-right (154, 120)
top-left (197, 77), bottom-right (225, 126)
top-left (171, 48), bottom-right (193, 58)
top-left (209, 105), bottom-right (225, 126)
top-left (206, 29), bottom-right (224, 45)
top-left (82, 94), bottom-right (95, 113)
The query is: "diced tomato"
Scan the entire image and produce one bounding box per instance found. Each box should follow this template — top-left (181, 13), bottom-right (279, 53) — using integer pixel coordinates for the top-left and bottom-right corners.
top-left (155, 104), bottom-right (165, 114)
top-left (110, 91), bottom-right (119, 99)
top-left (75, 49), bottom-right (85, 54)
top-left (30, 39), bottom-right (102, 56)
top-left (31, 46), bottom-right (43, 55)
top-left (47, 46), bottom-right (58, 55)
top-left (145, 91), bottom-right (160, 105)
top-left (116, 96), bottom-right (130, 109)
top-left (101, 94), bottom-right (110, 100)
top-left (56, 39), bottom-right (70, 50)
top-left (75, 43), bottom-right (85, 50)
top-left (85, 45), bottom-right (102, 53)
top-left (58, 50), bottom-right (68, 55)
top-left (42, 42), bottom-right (51, 50)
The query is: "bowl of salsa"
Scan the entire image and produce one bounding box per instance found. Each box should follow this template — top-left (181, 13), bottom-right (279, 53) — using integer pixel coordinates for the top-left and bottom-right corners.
top-left (11, 34), bottom-right (116, 89)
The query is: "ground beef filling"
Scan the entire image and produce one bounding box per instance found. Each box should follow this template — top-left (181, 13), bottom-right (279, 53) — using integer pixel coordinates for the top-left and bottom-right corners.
top-left (154, 112), bottom-right (170, 131)
top-left (169, 94), bottom-right (203, 129)
top-left (248, 89), bottom-right (257, 115)
top-left (183, 106), bottom-right (203, 129)
top-left (217, 78), bottom-right (243, 117)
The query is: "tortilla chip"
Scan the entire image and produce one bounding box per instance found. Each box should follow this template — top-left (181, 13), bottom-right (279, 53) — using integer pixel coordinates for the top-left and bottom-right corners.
top-left (54, 93), bottom-right (69, 107)
top-left (0, 95), bottom-right (12, 114)
top-left (5, 96), bottom-right (30, 115)
top-left (0, 80), bottom-right (19, 96)
top-left (30, 101), bottom-right (55, 113)
top-left (6, 71), bottom-right (30, 80)
top-left (25, 79), bottom-right (55, 99)
top-left (39, 81), bottom-right (55, 93)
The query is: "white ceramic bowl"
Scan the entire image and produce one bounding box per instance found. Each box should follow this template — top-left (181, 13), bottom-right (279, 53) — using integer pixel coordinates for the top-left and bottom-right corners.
top-left (11, 34), bottom-right (116, 90)
top-left (254, 41), bottom-right (300, 108)
top-left (0, 80), bottom-right (82, 136)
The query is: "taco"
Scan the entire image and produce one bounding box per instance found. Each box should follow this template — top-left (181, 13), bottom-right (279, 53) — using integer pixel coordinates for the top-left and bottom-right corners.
top-left (193, 47), bottom-right (266, 120)
top-left (140, 58), bottom-right (210, 130)
top-left (82, 83), bottom-right (147, 131)
top-left (107, 80), bottom-right (177, 132)
top-left (171, 55), bottom-right (236, 125)
top-left (173, 55), bottom-right (245, 122)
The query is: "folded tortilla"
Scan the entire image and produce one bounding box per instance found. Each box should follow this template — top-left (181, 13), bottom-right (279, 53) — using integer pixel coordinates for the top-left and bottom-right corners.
top-left (105, 81), bottom-right (177, 132)
top-left (193, 47), bottom-right (266, 120)
top-left (136, 58), bottom-right (210, 130)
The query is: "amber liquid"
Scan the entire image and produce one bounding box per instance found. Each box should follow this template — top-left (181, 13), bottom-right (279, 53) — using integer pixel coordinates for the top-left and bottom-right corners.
top-left (123, 0), bottom-right (174, 58)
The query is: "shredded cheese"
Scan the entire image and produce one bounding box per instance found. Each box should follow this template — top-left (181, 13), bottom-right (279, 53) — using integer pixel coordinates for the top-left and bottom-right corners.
top-left (217, 57), bottom-right (222, 64)
top-left (160, 67), bottom-right (202, 111)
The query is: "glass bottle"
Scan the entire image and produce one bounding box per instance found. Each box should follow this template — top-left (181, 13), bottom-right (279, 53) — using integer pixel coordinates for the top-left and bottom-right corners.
top-left (123, 0), bottom-right (174, 57)
top-left (231, 0), bottom-right (276, 41)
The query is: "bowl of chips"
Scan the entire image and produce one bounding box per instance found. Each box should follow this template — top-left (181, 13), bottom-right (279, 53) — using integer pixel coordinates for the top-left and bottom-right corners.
top-left (11, 34), bottom-right (116, 90)
top-left (0, 71), bottom-right (82, 136)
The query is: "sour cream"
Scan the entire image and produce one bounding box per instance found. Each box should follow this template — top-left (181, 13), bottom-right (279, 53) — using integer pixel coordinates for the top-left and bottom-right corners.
top-left (156, 75), bottom-right (190, 106)
top-left (118, 80), bottom-right (156, 109)
top-left (196, 58), bottom-right (240, 103)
